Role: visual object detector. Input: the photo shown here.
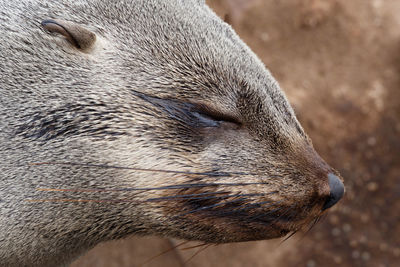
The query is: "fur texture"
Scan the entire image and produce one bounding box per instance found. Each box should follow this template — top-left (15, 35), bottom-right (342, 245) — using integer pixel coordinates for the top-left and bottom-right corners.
top-left (0, 0), bottom-right (342, 266)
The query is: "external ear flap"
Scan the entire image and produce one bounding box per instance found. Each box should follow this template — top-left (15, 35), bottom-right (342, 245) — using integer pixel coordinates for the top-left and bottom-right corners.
top-left (41, 19), bottom-right (96, 50)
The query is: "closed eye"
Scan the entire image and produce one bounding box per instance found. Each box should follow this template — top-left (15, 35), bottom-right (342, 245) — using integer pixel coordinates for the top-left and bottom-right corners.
top-left (192, 105), bottom-right (241, 128)
top-left (132, 90), bottom-right (241, 128)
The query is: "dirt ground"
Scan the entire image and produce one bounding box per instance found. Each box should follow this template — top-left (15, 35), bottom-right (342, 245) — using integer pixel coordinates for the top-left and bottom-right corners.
top-left (72, 0), bottom-right (400, 266)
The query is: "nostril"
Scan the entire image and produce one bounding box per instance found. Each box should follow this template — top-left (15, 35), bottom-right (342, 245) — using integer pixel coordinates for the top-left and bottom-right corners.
top-left (322, 173), bottom-right (345, 211)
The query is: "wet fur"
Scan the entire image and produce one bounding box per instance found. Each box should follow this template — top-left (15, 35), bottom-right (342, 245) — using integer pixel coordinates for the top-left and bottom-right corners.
top-left (1, 0), bottom-right (336, 266)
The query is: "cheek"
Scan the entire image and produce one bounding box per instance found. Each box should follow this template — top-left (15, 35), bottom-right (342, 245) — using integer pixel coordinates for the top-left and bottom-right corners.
top-left (200, 128), bottom-right (256, 156)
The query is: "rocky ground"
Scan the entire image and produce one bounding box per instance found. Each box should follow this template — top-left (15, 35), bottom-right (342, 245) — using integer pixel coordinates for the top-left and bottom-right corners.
top-left (72, 0), bottom-right (400, 266)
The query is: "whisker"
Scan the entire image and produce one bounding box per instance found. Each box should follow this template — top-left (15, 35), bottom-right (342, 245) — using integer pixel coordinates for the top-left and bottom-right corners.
top-left (148, 192), bottom-right (265, 202)
top-left (237, 199), bottom-right (280, 211)
top-left (180, 242), bottom-right (208, 251)
top-left (30, 161), bottom-right (254, 177)
top-left (280, 230), bottom-right (298, 244)
top-left (211, 199), bottom-right (282, 217)
top-left (145, 191), bottom-right (230, 201)
top-left (37, 188), bottom-right (127, 193)
top-left (183, 243), bottom-right (212, 264)
top-left (36, 181), bottom-right (269, 193)
top-left (303, 216), bottom-right (321, 237)
top-left (26, 192), bottom-right (264, 204)
top-left (250, 204), bottom-right (297, 227)
top-left (297, 207), bottom-right (326, 241)
top-left (271, 206), bottom-right (296, 223)
top-left (175, 197), bottom-right (250, 217)
top-left (250, 205), bottom-right (284, 221)
top-left (139, 240), bottom-right (188, 267)
top-left (318, 214), bottom-right (327, 223)
top-left (25, 198), bottom-right (160, 204)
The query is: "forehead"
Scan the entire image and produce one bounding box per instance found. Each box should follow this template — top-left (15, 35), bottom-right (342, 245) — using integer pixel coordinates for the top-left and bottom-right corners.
top-left (100, 1), bottom-right (304, 139)
top-left (108, 1), bottom-right (270, 92)
top-left (113, 5), bottom-right (273, 94)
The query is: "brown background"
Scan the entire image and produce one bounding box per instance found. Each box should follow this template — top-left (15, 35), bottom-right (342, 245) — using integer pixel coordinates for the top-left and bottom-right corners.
top-left (72, 0), bottom-right (400, 266)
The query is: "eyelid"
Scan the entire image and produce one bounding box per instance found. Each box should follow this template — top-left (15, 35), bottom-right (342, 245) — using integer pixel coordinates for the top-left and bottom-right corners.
top-left (132, 90), bottom-right (240, 128)
top-left (190, 110), bottom-right (221, 127)
top-left (192, 104), bottom-right (241, 126)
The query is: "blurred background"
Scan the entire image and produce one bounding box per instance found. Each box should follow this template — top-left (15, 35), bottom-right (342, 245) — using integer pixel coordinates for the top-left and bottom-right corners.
top-left (72, 0), bottom-right (400, 266)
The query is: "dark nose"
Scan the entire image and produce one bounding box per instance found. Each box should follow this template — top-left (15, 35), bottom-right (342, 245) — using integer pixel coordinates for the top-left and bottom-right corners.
top-left (322, 173), bottom-right (345, 210)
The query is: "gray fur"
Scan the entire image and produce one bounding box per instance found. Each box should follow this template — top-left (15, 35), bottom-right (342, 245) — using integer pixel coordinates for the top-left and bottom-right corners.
top-left (0, 0), bottom-right (341, 266)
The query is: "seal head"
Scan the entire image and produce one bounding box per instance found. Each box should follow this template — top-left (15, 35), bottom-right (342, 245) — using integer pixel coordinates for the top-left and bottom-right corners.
top-left (0, 0), bottom-right (344, 266)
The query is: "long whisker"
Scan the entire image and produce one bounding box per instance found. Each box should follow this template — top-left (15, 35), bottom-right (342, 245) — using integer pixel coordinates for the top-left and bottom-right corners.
top-left (146, 191), bottom-right (230, 200)
top-left (183, 244), bottom-right (212, 264)
top-left (26, 200), bottom-right (132, 204)
top-left (180, 242), bottom-right (208, 250)
top-left (36, 181), bottom-right (269, 193)
top-left (148, 192), bottom-right (265, 202)
top-left (139, 240), bottom-right (188, 267)
top-left (30, 161), bottom-right (254, 177)
top-left (318, 214), bottom-right (327, 223)
top-left (26, 192), bottom-right (264, 204)
top-left (302, 215), bottom-right (322, 238)
top-left (32, 189), bottom-right (230, 204)
top-left (280, 230), bottom-right (298, 244)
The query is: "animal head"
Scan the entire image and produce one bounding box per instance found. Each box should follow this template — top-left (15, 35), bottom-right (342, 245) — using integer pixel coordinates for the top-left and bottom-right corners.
top-left (1, 1), bottom-right (344, 261)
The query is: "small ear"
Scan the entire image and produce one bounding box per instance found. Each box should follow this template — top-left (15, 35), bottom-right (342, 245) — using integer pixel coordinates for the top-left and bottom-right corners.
top-left (41, 19), bottom-right (96, 50)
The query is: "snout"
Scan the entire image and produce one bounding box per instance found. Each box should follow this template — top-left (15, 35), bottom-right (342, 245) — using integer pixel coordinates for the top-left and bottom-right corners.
top-left (322, 173), bottom-right (345, 210)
